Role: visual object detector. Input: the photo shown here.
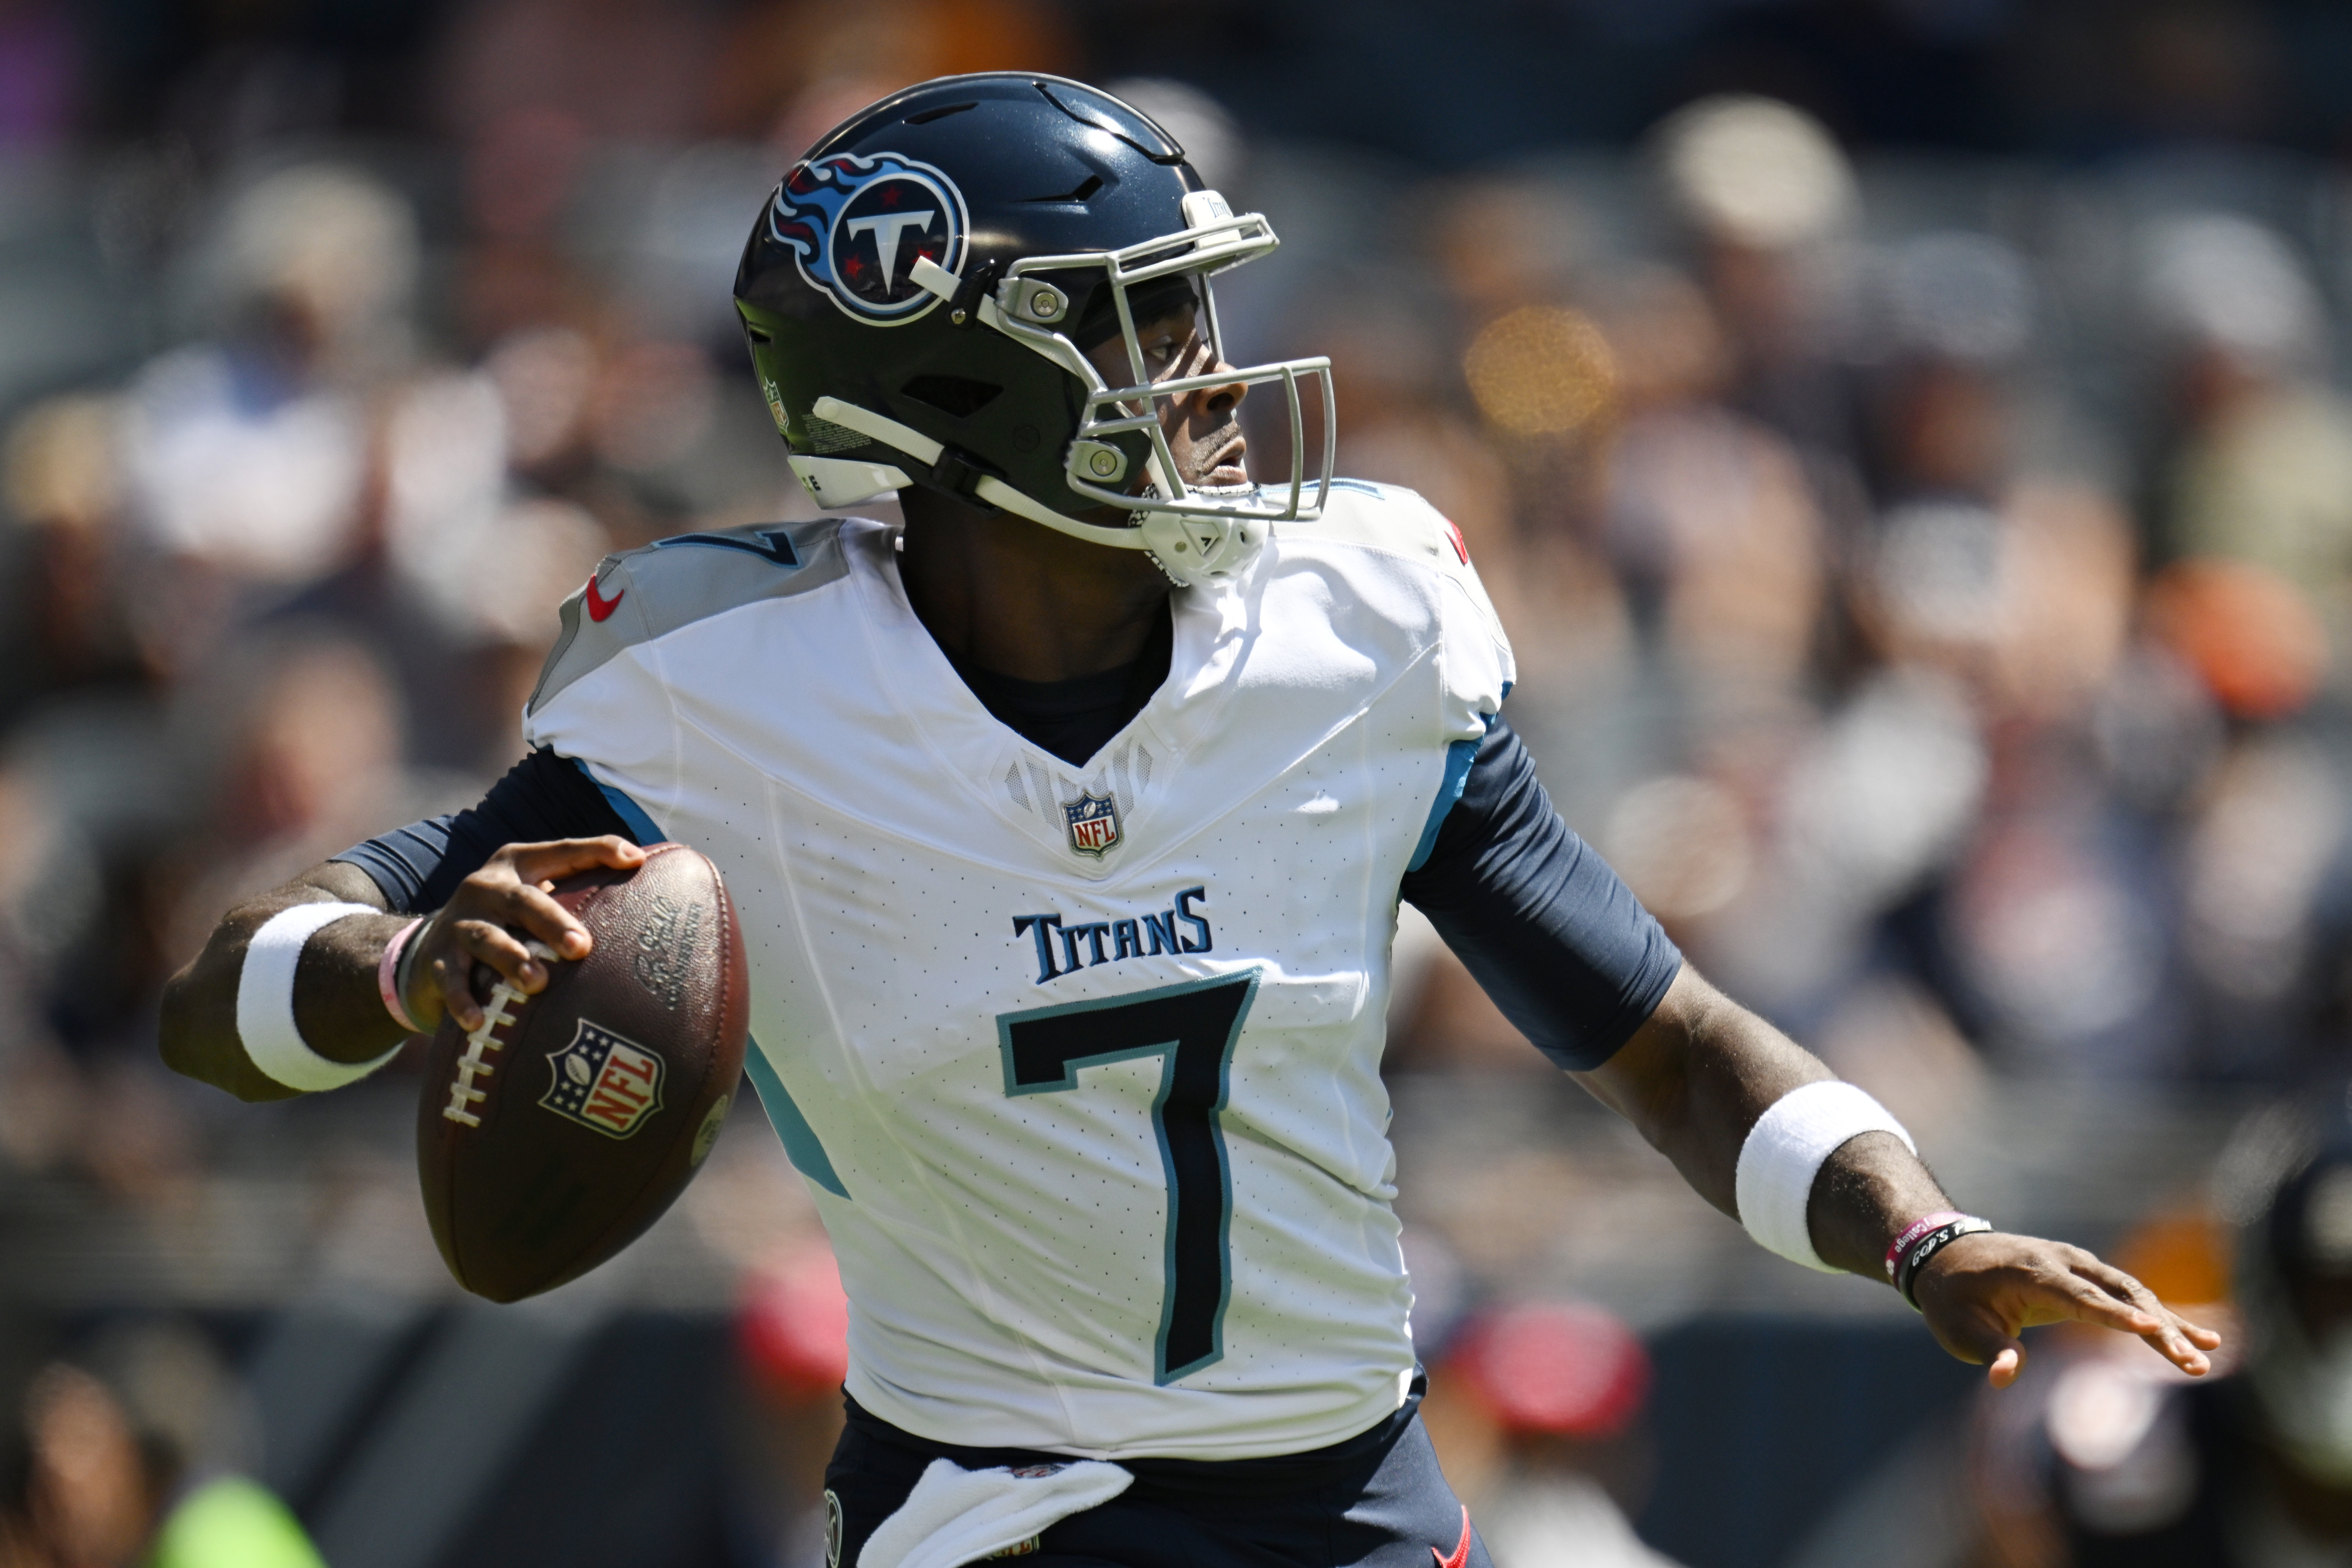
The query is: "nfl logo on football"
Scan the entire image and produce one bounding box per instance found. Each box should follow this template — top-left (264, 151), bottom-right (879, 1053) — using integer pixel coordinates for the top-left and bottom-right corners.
top-left (1062, 793), bottom-right (1121, 858)
top-left (540, 1020), bottom-right (667, 1139)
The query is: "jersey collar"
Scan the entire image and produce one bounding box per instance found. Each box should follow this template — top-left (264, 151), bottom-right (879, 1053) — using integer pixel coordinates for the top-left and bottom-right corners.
top-left (848, 521), bottom-right (1252, 874)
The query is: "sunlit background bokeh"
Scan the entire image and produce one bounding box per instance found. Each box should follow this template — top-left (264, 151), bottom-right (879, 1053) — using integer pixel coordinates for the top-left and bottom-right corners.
top-left (5, 3), bottom-right (2352, 1566)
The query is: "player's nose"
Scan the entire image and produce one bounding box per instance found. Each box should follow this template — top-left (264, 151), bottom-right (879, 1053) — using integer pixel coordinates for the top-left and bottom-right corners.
top-left (1193, 359), bottom-right (1248, 416)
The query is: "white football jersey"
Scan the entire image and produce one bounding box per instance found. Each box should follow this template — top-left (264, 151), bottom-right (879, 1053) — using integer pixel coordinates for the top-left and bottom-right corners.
top-left (522, 482), bottom-right (1513, 1460)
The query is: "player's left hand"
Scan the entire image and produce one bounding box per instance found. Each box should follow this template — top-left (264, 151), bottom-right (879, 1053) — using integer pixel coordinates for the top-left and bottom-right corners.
top-left (1911, 1232), bottom-right (2222, 1387)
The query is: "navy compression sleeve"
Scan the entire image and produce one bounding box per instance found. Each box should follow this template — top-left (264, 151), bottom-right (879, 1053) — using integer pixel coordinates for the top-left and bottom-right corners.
top-left (1398, 715), bottom-right (1683, 1071)
top-left (329, 749), bottom-right (636, 913)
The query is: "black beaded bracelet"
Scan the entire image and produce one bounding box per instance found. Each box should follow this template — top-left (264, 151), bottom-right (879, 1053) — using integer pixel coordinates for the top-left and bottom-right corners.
top-left (1894, 1216), bottom-right (1993, 1311)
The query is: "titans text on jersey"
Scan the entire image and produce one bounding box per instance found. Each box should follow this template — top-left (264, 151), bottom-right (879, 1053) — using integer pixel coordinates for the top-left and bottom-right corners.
top-left (1013, 887), bottom-right (1214, 984)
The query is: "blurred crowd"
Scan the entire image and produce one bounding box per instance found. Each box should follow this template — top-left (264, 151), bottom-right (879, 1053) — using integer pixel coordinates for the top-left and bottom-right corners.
top-left (4, 0), bottom-right (2352, 1565)
top-left (1369, 95), bottom-right (2352, 1105)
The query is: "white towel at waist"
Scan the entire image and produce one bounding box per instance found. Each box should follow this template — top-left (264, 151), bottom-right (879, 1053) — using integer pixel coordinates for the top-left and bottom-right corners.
top-left (858, 1456), bottom-right (1133, 1568)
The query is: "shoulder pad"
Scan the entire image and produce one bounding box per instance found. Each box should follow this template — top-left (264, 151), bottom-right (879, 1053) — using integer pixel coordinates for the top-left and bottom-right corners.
top-left (1279, 479), bottom-right (1471, 572)
top-left (1282, 478), bottom-right (1511, 724)
top-left (527, 517), bottom-right (858, 716)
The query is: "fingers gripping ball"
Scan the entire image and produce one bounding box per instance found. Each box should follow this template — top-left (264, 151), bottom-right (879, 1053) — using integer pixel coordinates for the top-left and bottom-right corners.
top-left (416, 844), bottom-right (750, 1301)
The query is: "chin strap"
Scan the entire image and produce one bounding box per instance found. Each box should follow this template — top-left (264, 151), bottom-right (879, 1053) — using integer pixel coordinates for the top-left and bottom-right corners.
top-left (788, 452), bottom-right (912, 509)
top-left (809, 398), bottom-right (1136, 549)
top-left (807, 397), bottom-right (1250, 586)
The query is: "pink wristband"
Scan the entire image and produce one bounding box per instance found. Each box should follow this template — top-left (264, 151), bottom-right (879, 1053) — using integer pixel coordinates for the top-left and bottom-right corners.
top-left (378, 918), bottom-right (427, 1035)
top-left (1885, 1211), bottom-right (1968, 1280)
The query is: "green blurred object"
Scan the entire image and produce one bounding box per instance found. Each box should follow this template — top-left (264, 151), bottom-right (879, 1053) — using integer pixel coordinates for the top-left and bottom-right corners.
top-left (146, 1476), bottom-right (326, 1568)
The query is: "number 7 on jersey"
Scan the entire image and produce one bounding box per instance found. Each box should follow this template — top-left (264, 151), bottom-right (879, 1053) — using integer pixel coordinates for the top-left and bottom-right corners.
top-left (996, 970), bottom-right (1261, 1384)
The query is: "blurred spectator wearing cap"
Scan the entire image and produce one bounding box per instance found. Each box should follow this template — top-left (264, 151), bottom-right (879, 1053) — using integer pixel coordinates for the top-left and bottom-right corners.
top-left (1965, 1095), bottom-right (2352, 1567)
top-left (1422, 1301), bottom-right (1682, 1568)
top-left (116, 162), bottom-right (418, 663)
top-left (1650, 95), bottom-right (1865, 489)
top-left (1593, 263), bottom-right (1825, 708)
top-left (2142, 214), bottom-right (2352, 674)
top-left (1858, 233), bottom-right (2036, 500)
top-left (1849, 228), bottom-right (2135, 724)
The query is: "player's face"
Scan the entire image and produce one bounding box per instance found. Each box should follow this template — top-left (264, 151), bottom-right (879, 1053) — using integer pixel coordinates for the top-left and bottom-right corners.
top-left (1083, 297), bottom-right (1251, 492)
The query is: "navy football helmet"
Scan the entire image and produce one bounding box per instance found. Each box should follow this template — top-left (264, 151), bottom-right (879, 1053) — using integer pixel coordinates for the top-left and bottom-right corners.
top-left (732, 74), bottom-right (1333, 587)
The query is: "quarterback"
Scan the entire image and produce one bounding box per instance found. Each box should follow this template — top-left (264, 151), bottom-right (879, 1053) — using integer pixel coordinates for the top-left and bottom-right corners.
top-left (162, 76), bottom-right (2216, 1568)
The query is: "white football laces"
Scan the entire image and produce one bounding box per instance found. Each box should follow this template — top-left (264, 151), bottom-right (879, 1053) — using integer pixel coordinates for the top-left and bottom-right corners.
top-left (441, 940), bottom-right (560, 1128)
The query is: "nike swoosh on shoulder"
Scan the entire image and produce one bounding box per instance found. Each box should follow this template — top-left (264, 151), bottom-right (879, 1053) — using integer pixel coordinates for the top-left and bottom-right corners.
top-left (1433, 1505), bottom-right (1471, 1568)
top-left (584, 574), bottom-right (625, 623)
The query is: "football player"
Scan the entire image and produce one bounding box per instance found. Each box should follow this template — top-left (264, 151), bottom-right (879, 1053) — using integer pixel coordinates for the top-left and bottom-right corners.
top-left (160, 76), bottom-right (2217, 1568)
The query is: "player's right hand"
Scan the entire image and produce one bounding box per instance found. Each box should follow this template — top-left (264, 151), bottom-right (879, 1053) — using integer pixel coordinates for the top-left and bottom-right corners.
top-left (1912, 1231), bottom-right (2222, 1387)
top-left (405, 837), bottom-right (646, 1033)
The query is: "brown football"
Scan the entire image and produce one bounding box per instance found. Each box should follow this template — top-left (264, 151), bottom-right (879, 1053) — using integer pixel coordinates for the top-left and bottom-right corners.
top-left (416, 842), bottom-right (749, 1302)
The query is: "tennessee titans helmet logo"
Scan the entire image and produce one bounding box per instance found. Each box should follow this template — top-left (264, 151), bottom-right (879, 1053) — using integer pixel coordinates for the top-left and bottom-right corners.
top-left (768, 151), bottom-right (969, 325)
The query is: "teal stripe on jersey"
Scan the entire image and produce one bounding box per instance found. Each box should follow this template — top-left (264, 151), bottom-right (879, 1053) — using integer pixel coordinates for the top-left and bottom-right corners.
top-left (570, 758), bottom-right (668, 845)
top-left (744, 1044), bottom-right (850, 1198)
top-left (572, 762), bottom-right (845, 1196)
top-left (1407, 735), bottom-right (1482, 873)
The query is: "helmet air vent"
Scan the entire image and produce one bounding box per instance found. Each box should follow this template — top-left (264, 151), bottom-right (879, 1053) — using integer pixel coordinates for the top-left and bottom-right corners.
top-left (903, 101), bottom-right (978, 125)
top-left (803, 413), bottom-right (870, 454)
top-left (900, 375), bottom-right (1004, 419)
top-left (1032, 80), bottom-right (1188, 165)
top-left (1021, 175), bottom-right (1105, 206)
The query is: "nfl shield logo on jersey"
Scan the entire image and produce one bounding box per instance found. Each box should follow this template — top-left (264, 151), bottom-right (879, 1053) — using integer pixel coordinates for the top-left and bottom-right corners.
top-left (540, 1020), bottom-right (666, 1139)
top-left (1063, 793), bottom-right (1121, 858)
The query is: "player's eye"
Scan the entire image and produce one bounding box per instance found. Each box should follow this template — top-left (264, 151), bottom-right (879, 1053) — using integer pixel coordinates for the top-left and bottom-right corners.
top-left (1141, 328), bottom-right (1192, 377)
top-left (1132, 305), bottom-right (1201, 379)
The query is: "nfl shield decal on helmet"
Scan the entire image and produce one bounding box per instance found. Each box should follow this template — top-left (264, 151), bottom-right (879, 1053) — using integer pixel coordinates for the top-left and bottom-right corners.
top-left (767, 151), bottom-right (968, 325)
top-left (540, 1019), bottom-right (666, 1138)
top-left (1063, 793), bottom-right (1121, 858)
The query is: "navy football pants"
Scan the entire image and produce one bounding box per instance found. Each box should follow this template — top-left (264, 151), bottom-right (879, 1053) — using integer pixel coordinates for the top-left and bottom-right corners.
top-left (823, 1389), bottom-right (1493, 1568)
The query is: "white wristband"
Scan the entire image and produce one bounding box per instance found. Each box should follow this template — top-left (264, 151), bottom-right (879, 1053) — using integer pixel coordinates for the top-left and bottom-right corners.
top-left (1734, 1080), bottom-right (1916, 1273)
top-left (237, 902), bottom-right (406, 1092)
